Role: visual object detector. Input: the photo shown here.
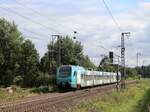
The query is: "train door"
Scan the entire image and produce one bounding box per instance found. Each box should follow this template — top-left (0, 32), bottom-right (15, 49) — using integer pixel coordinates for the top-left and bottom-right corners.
top-left (77, 70), bottom-right (81, 89)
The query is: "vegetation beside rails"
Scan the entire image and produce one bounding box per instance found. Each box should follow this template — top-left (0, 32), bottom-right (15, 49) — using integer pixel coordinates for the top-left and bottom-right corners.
top-left (138, 89), bottom-right (150, 112)
top-left (71, 79), bottom-right (150, 112)
top-left (0, 83), bottom-right (75, 103)
top-left (0, 87), bottom-right (34, 103)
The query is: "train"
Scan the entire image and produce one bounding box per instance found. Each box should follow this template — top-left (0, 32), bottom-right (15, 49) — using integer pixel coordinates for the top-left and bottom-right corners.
top-left (57, 65), bottom-right (121, 89)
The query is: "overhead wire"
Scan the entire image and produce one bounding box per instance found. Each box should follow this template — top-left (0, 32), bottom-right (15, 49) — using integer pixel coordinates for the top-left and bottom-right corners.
top-left (97, 42), bottom-right (121, 58)
top-left (15, 1), bottom-right (76, 32)
top-left (0, 5), bottom-right (61, 34)
top-left (0, 7), bottom-right (50, 40)
top-left (0, 7), bottom-right (55, 42)
top-left (102, 0), bottom-right (122, 32)
top-left (22, 28), bottom-right (49, 38)
top-left (96, 0), bottom-right (122, 61)
top-left (23, 35), bottom-right (41, 40)
top-left (23, 35), bottom-right (47, 41)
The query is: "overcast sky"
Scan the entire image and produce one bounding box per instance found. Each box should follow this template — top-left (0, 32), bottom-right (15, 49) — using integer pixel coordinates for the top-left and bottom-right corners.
top-left (0, 0), bottom-right (150, 67)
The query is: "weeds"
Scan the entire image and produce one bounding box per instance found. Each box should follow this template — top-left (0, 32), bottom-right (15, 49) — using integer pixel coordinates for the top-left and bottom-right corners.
top-left (71, 79), bottom-right (150, 112)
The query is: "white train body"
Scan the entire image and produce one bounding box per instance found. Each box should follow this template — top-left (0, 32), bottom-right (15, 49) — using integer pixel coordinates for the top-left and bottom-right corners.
top-left (79, 70), bottom-right (119, 88)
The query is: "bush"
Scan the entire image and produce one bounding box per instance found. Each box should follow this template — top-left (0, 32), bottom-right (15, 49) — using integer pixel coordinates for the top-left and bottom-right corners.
top-left (31, 86), bottom-right (50, 93)
top-left (13, 76), bottom-right (23, 86)
top-left (126, 68), bottom-right (138, 79)
top-left (35, 72), bottom-right (56, 87)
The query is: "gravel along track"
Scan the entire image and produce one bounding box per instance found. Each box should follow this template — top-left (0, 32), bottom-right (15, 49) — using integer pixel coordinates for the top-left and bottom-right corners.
top-left (0, 80), bottom-right (137, 112)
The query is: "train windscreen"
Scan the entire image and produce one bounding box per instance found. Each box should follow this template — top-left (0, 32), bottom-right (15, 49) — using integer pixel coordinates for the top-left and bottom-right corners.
top-left (59, 66), bottom-right (71, 77)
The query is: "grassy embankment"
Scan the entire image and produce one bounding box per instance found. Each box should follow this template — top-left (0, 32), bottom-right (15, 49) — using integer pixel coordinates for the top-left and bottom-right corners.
top-left (0, 85), bottom-right (60, 103)
top-left (71, 79), bottom-right (150, 112)
top-left (0, 87), bottom-right (34, 103)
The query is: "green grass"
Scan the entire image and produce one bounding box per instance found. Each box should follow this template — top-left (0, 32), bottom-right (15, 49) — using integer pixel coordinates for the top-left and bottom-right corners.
top-left (0, 87), bottom-right (35, 103)
top-left (0, 85), bottom-right (63, 103)
top-left (71, 79), bottom-right (150, 112)
top-left (0, 85), bottom-right (59, 103)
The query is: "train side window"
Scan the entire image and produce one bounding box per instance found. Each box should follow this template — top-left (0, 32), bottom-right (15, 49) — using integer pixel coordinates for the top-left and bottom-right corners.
top-left (81, 74), bottom-right (84, 79)
top-left (74, 71), bottom-right (77, 76)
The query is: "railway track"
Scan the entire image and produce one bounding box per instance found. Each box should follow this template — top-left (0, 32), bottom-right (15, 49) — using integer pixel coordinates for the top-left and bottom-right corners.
top-left (0, 80), bottom-right (137, 112)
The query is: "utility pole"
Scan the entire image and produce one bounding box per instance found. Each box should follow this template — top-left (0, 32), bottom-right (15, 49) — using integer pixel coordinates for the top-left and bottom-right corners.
top-left (51, 35), bottom-right (62, 68)
top-left (49, 36), bottom-right (56, 75)
top-left (136, 52), bottom-right (141, 79)
top-left (136, 52), bottom-right (141, 67)
top-left (116, 55), bottom-right (120, 91)
top-left (142, 60), bottom-right (146, 78)
top-left (121, 32), bottom-right (130, 89)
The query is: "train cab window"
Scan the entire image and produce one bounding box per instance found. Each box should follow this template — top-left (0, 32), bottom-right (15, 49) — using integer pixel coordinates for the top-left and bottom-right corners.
top-left (59, 66), bottom-right (71, 77)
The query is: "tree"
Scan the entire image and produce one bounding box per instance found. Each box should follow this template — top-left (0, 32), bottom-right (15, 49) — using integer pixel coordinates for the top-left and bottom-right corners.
top-left (19, 40), bottom-right (39, 87)
top-left (0, 18), bottom-right (23, 86)
top-left (0, 18), bottom-right (54, 87)
top-left (126, 67), bottom-right (138, 78)
top-left (40, 53), bottom-right (50, 74)
top-left (137, 65), bottom-right (150, 78)
top-left (58, 36), bottom-right (83, 65)
top-left (40, 36), bottom-right (95, 74)
top-left (97, 56), bottom-right (116, 72)
top-left (79, 55), bottom-right (96, 69)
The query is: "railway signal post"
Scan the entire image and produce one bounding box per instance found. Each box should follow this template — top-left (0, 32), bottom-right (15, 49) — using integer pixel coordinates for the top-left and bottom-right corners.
top-left (121, 32), bottom-right (130, 89)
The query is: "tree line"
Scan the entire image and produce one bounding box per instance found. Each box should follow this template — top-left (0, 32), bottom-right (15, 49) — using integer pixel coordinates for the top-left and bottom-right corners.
top-left (0, 18), bottom-right (95, 87)
top-left (137, 65), bottom-right (150, 78)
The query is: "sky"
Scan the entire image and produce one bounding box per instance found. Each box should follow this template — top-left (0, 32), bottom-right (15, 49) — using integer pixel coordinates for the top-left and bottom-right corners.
top-left (0, 0), bottom-right (150, 67)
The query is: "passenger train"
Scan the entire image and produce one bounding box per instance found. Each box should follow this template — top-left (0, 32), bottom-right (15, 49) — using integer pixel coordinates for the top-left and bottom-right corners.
top-left (57, 65), bottom-right (121, 89)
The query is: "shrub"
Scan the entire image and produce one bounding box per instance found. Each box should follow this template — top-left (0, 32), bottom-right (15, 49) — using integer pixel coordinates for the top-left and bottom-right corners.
top-left (13, 76), bottom-right (23, 86)
top-left (35, 72), bottom-right (56, 87)
top-left (31, 86), bottom-right (50, 93)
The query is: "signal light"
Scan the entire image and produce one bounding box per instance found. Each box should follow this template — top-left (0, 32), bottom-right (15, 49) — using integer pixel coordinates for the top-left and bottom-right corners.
top-left (109, 51), bottom-right (113, 63)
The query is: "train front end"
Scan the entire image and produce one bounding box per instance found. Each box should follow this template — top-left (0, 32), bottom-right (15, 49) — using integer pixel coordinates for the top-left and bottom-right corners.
top-left (57, 65), bottom-right (77, 89)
